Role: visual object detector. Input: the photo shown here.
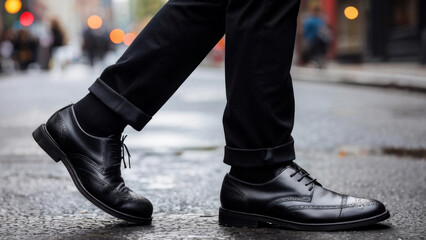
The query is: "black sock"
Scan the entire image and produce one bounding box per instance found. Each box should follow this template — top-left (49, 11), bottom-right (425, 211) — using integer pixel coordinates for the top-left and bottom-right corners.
top-left (74, 93), bottom-right (127, 137)
top-left (229, 161), bottom-right (293, 183)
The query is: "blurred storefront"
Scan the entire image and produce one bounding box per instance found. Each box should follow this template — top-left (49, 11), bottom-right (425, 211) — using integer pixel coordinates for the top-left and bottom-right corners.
top-left (368, 0), bottom-right (426, 62)
top-left (299, 0), bottom-right (426, 64)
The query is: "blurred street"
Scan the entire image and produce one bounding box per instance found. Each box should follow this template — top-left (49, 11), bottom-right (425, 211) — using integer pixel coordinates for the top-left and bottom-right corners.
top-left (0, 65), bottom-right (425, 239)
top-left (0, 0), bottom-right (425, 239)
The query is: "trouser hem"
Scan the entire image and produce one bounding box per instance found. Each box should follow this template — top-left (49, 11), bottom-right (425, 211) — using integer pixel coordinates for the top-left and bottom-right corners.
top-left (88, 78), bottom-right (152, 131)
top-left (223, 137), bottom-right (296, 167)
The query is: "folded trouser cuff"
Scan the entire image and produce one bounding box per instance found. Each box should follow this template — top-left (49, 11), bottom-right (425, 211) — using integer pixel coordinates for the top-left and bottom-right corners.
top-left (223, 137), bottom-right (295, 167)
top-left (88, 78), bottom-right (152, 131)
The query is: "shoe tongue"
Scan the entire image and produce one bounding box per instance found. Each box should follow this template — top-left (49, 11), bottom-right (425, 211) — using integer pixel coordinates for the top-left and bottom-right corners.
top-left (107, 134), bottom-right (124, 145)
top-left (105, 134), bottom-right (122, 162)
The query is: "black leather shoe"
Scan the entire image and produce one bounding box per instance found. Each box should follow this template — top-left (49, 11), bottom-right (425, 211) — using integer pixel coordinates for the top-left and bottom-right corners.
top-left (219, 162), bottom-right (390, 230)
top-left (32, 105), bottom-right (152, 224)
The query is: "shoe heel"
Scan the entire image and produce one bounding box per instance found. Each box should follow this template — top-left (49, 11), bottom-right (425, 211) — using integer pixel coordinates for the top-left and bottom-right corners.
top-left (219, 208), bottom-right (259, 228)
top-left (32, 124), bottom-right (65, 163)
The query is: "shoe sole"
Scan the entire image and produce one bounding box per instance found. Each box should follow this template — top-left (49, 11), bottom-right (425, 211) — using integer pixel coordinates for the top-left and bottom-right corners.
top-left (32, 124), bottom-right (152, 225)
top-left (219, 207), bottom-right (390, 231)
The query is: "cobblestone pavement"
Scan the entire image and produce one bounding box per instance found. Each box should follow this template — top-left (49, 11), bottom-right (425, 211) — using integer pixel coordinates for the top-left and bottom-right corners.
top-left (0, 66), bottom-right (425, 239)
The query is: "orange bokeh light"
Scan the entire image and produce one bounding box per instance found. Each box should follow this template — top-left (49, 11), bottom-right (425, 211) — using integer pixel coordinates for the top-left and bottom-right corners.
top-left (344, 6), bottom-right (359, 20)
top-left (123, 33), bottom-right (137, 46)
top-left (110, 29), bottom-right (125, 44)
top-left (5, 0), bottom-right (22, 14)
top-left (87, 15), bottom-right (103, 29)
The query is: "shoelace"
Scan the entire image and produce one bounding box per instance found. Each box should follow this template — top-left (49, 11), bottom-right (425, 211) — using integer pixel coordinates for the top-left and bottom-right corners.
top-left (289, 163), bottom-right (317, 191)
top-left (116, 135), bottom-right (131, 169)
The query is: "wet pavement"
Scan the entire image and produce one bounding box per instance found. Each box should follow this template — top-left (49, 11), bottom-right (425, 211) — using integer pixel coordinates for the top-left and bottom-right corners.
top-left (0, 65), bottom-right (425, 239)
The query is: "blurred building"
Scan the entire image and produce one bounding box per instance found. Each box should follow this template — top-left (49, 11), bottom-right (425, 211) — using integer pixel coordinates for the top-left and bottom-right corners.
top-left (367, 0), bottom-right (426, 63)
top-left (300, 0), bottom-right (426, 64)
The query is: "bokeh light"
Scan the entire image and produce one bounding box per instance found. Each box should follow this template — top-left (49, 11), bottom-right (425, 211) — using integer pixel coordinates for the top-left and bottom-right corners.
top-left (123, 32), bottom-right (137, 46)
top-left (20, 12), bottom-right (34, 27)
top-left (344, 6), bottom-right (359, 20)
top-left (110, 29), bottom-right (125, 44)
top-left (87, 15), bottom-right (103, 30)
top-left (4, 0), bottom-right (22, 14)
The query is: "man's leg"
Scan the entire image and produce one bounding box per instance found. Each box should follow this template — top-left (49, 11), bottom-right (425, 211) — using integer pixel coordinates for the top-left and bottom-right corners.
top-left (33, 0), bottom-right (227, 224)
top-left (219, 0), bottom-right (389, 230)
top-left (223, 0), bottom-right (299, 180)
top-left (77, 0), bottom-right (227, 135)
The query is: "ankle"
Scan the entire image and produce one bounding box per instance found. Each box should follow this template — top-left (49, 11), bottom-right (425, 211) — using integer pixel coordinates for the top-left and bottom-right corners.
top-left (74, 93), bottom-right (127, 137)
top-left (229, 162), bottom-right (292, 183)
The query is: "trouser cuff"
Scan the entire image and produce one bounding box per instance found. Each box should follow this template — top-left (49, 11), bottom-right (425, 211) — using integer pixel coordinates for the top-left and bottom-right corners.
top-left (223, 137), bottom-right (296, 167)
top-left (88, 78), bottom-right (152, 131)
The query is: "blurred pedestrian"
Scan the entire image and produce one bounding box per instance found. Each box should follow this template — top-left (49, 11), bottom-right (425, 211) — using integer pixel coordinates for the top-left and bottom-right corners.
top-left (12, 29), bottom-right (37, 70)
top-left (301, 6), bottom-right (331, 68)
top-left (47, 18), bottom-right (68, 70)
top-left (33, 0), bottom-right (389, 231)
top-left (50, 18), bottom-right (66, 55)
top-left (82, 28), bottom-right (97, 66)
top-left (0, 30), bottom-right (16, 73)
top-left (31, 19), bottom-right (54, 70)
top-left (82, 27), bottom-right (109, 66)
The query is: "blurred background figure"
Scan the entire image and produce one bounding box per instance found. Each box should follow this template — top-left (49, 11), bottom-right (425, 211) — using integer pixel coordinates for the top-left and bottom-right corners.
top-left (301, 6), bottom-right (332, 68)
top-left (48, 17), bottom-right (67, 70)
top-left (12, 29), bottom-right (36, 70)
top-left (82, 26), bottom-right (109, 67)
top-left (32, 20), bottom-right (53, 70)
top-left (0, 29), bottom-right (15, 73)
top-left (50, 18), bottom-right (65, 55)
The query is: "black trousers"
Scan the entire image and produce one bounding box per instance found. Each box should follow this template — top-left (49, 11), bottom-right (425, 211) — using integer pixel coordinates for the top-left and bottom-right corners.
top-left (88, 0), bottom-right (301, 168)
